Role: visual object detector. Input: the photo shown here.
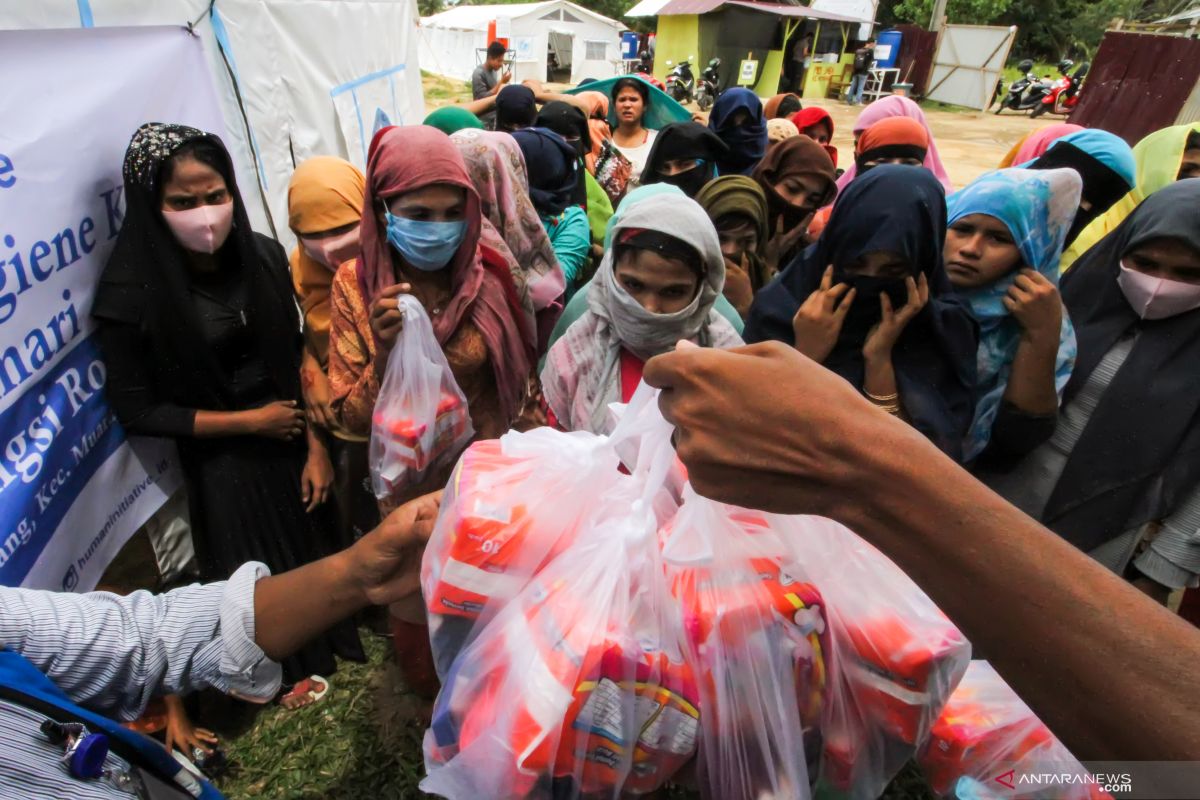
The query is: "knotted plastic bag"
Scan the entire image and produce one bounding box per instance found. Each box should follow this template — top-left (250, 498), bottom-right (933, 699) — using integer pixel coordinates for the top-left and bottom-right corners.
top-left (369, 295), bottom-right (473, 502)
top-left (421, 386), bottom-right (694, 799)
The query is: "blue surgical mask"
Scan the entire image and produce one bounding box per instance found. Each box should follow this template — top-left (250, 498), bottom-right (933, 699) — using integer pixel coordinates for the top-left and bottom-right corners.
top-left (384, 211), bottom-right (467, 271)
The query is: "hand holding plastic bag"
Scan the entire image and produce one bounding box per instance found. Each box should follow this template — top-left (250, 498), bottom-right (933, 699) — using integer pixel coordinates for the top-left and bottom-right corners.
top-left (369, 295), bottom-right (473, 502)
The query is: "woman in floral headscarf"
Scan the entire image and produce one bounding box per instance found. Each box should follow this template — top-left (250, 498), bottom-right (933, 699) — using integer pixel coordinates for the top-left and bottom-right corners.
top-left (943, 168), bottom-right (1081, 463)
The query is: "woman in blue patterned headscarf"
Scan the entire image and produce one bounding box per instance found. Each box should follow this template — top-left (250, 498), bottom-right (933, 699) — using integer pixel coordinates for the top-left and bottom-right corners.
top-left (944, 167), bottom-right (1082, 462)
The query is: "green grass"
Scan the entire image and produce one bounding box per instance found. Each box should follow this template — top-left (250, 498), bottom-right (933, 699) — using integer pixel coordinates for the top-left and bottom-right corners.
top-left (422, 70), bottom-right (471, 104)
top-left (206, 629), bottom-right (938, 799)
top-left (1001, 61), bottom-right (1060, 85)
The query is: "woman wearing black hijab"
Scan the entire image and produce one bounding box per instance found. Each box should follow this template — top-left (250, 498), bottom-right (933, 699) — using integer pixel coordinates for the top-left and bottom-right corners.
top-left (536, 100), bottom-right (591, 207)
top-left (744, 165), bottom-right (978, 461)
top-left (93, 123), bottom-right (363, 695)
top-left (981, 179), bottom-right (1200, 602)
top-left (639, 121), bottom-right (729, 197)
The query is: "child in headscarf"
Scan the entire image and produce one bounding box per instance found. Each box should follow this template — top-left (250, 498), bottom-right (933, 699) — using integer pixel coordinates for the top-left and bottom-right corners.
top-left (854, 116), bottom-right (929, 171)
top-left (696, 175), bottom-right (771, 317)
top-left (639, 121), bottom-right (728, 197)
top-left (450, 129), bottom-right (564, 348)
top-left (764, 92), bottom-right (803, 119)
top-left (944, 168), bottom-right (1082, 462)
top-left (1024, 129), bottom-right (1136, 251)
top-left (980, 179), bottom-right (1200, 602)
top-left (790, 107), bottom-right (838, 166)
top-left (1059, 122), bottom-right (1200, 271)
top-left (745, 165), bottom-right (978, 462)
top-left (287, 156), bottom-right (380, 553)
top-left (327, 125), bottom-right (536, 695)
top-left (541, 192), bottom-right (743, 434)
top-left (535, 101), bottom-right (615, 246)
top-left (767, 117), bottom-right (800, 145)
top-left (495, 84), bottom-right (538, 133)
top-left (708, 88), bottom-right (769, 176)
top-left (998, 122), bottom-right (1083, 168)
top-left (512, 127), bottom-right (592, 301)
top-left (835, 95), bottom-right (953, 195)
top-left (751, 134), bottom-right (837, 274)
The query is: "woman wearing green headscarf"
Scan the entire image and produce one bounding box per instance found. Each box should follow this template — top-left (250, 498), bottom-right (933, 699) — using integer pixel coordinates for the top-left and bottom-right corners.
top-left (695, 176), bottom-right (771, 318)
top-left (423, 106), bottom-right (485, 135)
top-left (1060, 122), bottom-right (1200, 272)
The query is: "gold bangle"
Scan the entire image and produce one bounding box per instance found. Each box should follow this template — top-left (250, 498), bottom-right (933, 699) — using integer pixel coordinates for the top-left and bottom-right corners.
top-left (864, 390), bottom-right (899, 404)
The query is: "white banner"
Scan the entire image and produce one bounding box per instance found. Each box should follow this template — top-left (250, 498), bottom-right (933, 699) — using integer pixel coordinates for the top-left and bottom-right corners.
top-left (0, 26), bottom-right (230, 591)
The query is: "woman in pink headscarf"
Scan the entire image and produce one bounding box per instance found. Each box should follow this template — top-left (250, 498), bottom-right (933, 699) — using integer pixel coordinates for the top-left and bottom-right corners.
top-left (834, 95), bottom-right (953, 195)
top-left (999, 122), bottom-right (1084, 167)
top-left (451, 128), bottom-right (565, 348)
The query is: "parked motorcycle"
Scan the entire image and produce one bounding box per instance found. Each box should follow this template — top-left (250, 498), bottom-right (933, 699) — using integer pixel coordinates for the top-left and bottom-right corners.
top-left (1032, 60), bottom-right (1089, 118)
top-left (695, 57), bottom-right (720, 111)
top-left (994, 58), bottom-right (1054, 114)
top-left (665, 59), bottom-right (696, 104)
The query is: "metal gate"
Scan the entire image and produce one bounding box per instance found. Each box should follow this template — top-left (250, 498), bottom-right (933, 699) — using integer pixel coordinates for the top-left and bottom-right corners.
top-left (926, 24), bottom-right (1016, 111)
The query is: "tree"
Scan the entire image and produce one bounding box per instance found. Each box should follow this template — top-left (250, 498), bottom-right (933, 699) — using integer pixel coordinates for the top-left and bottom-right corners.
top-left (419, 0), bottom-right (444, 16)
top-left (891, 0), bottom-right (1013, 26)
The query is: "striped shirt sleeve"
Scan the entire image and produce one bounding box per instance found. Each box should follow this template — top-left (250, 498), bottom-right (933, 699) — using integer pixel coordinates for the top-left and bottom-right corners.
top-left (0, 562), bottom-right (282, 721)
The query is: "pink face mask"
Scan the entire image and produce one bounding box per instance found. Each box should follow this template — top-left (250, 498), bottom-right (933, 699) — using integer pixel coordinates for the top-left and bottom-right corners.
top-left (1117, 260), bottom-right (1200, 320)
top-left (300, 227), bottom-right (361, 272)
top-left (162, 202), bottom-right (234, 254)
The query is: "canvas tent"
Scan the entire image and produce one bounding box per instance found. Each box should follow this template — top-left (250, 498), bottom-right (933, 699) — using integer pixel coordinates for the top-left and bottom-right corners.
top-left (1, 0), bottom-right (425, 249)
top-left (419, 1), bottom-right (625, 85)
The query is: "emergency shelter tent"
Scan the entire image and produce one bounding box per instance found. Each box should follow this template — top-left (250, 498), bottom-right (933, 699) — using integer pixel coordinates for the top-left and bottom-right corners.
top-left (419, 1), bottom-right (625, 86)
top-left (0, 0), bottom-right (425, 248)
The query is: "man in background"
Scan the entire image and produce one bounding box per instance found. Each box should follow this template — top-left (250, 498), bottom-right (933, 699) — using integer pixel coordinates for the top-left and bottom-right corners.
top-left (472, 40), bottom-right (511, 128)
top-left (848, 37), bottom-right (875, 105)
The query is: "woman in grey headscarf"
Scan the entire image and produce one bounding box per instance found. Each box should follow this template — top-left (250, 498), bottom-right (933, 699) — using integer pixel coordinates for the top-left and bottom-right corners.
top-left (540, 191), bottom-right (743, 433)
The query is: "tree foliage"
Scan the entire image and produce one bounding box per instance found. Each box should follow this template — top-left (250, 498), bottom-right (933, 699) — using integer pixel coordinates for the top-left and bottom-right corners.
top-left (891, 0), bottom-right (1013, 27)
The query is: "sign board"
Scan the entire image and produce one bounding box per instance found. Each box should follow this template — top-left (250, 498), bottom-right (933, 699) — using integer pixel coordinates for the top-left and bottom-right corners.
top-left (739, 59), bottom-right (758, 86)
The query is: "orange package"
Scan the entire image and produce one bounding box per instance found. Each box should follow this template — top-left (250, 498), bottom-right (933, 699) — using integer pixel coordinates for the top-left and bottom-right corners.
top-left (840, 613), bottom-right (969, 745)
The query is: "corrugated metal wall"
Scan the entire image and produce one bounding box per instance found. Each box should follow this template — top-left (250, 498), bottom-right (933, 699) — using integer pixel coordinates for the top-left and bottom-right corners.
top-left (1069, 31), bottom-right (1200, 145)
top-left (890, 24), bottom-right (937, 96)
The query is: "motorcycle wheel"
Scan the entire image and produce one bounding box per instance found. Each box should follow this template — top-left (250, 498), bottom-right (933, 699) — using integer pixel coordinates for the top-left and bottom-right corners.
top-left (698, 94), bottom-right (712, 112)
top-left (1030, 102), bottom-right (1048, 119)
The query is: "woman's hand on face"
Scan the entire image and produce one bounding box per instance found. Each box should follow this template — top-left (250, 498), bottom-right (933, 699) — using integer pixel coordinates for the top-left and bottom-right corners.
top-left (792, 265), bottom-right (855, 363)
top-left (863, 273), bottom-right (928, 362)
top-left (248, 400), bottom-right (306, 441)
top-left (370, 283), bottom-right (412, 349)
top-left (723, 253), bottom-right (755, 318)
top-left (765, 213), bottom-right (812, 274)
top-left (1005, 269), bottom-right (1062, 342)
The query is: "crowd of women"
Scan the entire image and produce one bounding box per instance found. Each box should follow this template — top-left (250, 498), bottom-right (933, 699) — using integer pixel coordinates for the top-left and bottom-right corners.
top-left (93, 76), bottom-right (1200, 716)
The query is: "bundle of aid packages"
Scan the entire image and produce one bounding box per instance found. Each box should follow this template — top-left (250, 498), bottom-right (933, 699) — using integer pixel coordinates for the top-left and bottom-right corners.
top-left (918, 661), bottom-right (1106, 800)
top-left (419, 385), bottom-right (972, 799)
top-left (369, 295), bottom-right (473, 501)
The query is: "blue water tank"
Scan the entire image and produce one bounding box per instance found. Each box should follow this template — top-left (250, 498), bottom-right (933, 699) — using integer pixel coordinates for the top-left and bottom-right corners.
top-left (621, 31), bottom-right (640, 60)
top-left (874, 29), bottom-right (902, 69)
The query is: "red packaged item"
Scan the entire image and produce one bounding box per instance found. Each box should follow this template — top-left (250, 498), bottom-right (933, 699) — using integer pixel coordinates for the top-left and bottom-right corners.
top-left (369, 296), bottom-right (474, 500)
top-left (918, 661), bottom-right (1110, 800)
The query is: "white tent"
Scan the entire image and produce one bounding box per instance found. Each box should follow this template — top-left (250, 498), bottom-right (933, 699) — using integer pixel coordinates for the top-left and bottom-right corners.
top-left (419, 1), bottom-right (625, 86)
top-left (1, 0), bottom-right (425, 249)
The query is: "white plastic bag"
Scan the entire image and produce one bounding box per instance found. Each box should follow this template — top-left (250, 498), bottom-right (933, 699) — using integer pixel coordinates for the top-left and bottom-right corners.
top-left (369, 295), bottom-right (473, 501)
top-left (421, 386), bottom-right (692, 799)
top-left (919, 661), bottom-right (1101, 800)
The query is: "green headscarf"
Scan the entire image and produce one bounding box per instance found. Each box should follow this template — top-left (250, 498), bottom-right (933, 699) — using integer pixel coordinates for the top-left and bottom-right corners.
top-left (423, 106), bottom-right (485, 136)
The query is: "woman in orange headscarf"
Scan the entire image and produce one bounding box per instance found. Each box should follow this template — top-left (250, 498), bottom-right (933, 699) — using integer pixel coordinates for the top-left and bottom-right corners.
top-left (288, 157), bottom-right (376, 550)
top-left (576, 90), bottom-right (612, 174)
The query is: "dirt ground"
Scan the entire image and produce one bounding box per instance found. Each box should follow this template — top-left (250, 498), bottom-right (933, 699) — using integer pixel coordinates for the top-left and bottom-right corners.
top-left (805, 98), bottom-right (1058, 186)
top-left (422, 73), bottom-right (1063, 188)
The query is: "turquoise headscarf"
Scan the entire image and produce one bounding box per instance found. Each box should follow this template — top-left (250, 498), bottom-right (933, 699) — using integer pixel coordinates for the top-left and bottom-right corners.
top-left (948, 167), bottom-right (1081, 461)
top-left (1053, 129), bottom-right (1137, 187)
top-left (602, 183), bottom-right (685, 249)
top-left (565, 76), bottom-right (691, 132)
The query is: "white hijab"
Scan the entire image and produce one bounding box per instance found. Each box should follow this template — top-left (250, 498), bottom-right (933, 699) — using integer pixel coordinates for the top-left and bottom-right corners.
top-left (541, 192), bottom-right (743, 433)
